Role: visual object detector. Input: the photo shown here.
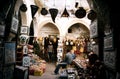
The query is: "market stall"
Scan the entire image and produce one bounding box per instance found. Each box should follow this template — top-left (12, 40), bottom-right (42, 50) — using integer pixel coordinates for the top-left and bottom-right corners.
top-left (29, 53), bottom-right (46, 76)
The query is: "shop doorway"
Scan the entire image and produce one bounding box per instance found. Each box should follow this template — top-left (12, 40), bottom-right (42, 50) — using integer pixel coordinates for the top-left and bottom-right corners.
top-left (38, 23), bottom-right (60, 62)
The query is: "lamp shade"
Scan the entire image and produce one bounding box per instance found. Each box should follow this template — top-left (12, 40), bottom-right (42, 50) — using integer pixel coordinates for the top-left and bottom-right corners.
top-left (30, 5), bottom-right (39, 18)
top-left (41, 8), bottom-right (48, 15)
top-left (75, 7), bottom-right (86, 18)
top-left (49, 8), bottom-right (58, 23)
top-left (61, 8), bottom-right (69, 17)
top-left (20, 4), bottom-right (27, 12)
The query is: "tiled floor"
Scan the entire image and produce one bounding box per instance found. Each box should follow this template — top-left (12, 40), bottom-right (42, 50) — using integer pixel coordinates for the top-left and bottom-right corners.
top-left (29, 62), bottom-right (60, 79)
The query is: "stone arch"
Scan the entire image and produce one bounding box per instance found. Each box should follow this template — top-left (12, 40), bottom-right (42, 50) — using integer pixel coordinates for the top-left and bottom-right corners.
top-left (67, 19), bottom-right (90, 30)
top-left (37, 19), bottom-right (60, 37)
top-left (64, 19), bottom-right (90, 35)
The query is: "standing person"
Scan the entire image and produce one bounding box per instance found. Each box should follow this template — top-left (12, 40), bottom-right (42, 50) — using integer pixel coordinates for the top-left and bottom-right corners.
top-left (47, 42), bottom-right (53, 62)
top-left (71, 49), bottom-right (76, 59)
top-left (54, 49), bottom-right (76, 74)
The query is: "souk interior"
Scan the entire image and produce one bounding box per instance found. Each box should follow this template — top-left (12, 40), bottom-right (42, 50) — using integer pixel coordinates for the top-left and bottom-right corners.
top-left (0, 0), bottom-right (120, 79)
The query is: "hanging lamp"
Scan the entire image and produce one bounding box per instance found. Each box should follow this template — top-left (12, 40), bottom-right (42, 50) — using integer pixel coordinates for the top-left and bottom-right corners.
top-left (61, 8), bottom-right (69, 17)
top-left (30, 5), bottom-right (39, 18)
top-left (41, 8), bottom-right (48, 15)
top-left (75, 7), bottom-right (86, 18)
top-left (49, 0), bottom-right (58, 23)
top-left (75, 0), bottom-right (86, 18)
top-left (20, 4), bottom-right (27, 12)
top-left (87, 10), bottom-right (97, 20)
top-left (49, 8), bottom-right (58, 23)
top-left (61, 0), bottom-right (69, 17)
top-left (41, 0), bottom-right (48, 15)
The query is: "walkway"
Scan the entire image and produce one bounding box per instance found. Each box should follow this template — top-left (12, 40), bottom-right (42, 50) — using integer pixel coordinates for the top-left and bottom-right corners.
top-left (29, 62), bottom-right (59, 79)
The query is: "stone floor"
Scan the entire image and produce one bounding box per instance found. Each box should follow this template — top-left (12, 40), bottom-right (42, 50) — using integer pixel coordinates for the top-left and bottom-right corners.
top-left (29, 62), bottom-right (60, 79)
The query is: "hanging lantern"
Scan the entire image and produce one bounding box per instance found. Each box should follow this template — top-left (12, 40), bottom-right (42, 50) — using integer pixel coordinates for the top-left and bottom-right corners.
top-left (75, 7), bottom-right (86, 18)
top-left (30, 5), bottom-right (39, 18)
top-left (49, 8), bottom-right (58, 23)
top-left (41, 8), bottom-right (48, 15)
top-left (20, 4), bottom-right (27, 12)
top-left (87, 10), bottom-right (97, 20)
top-left (61, 8), bottom-right (69, 17)
top-left (41, 0), bottom-right (48, 15)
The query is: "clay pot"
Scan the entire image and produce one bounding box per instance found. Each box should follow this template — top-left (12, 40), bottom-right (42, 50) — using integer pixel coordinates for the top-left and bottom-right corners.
top-left (20, 4), bottom-right (27, 12)
top-left (41, 8), bottom-right (48, 15)
top-left (87, 10), bottom-right (97, 20)
top-left (75, 7), bottom-right (86, 18)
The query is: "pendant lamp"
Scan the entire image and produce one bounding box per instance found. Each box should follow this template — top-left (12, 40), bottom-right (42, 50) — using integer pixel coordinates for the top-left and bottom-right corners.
top-left (49, 8), bottom-right (58, 23)
top-left (20, 4), bottom-right (27, 12)
top-left (49, 0), bottom-right (58, 23)
top-left (61, 0), bottom-right (69, 17)
top-left (30, 5), bottom-right (39, 18)
top-left (61, 8), bottom-right (69, 17)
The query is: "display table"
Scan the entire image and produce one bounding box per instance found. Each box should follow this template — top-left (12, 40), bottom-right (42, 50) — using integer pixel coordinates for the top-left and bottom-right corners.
top-left (29, 53), bottom-right (46, 76)
top-left (72, 59), bottom-right (92, 79)
top-left (73, 59), bottom-right (88, 69)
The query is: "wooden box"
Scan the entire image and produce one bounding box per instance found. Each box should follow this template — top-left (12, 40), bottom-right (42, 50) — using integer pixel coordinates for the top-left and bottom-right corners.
top-left (34, 70), bottom-right (43, 76)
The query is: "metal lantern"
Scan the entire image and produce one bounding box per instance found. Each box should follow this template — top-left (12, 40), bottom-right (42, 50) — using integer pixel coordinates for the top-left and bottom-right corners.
top-left (87, 10), bottom-right (97, 20)
top-left (20, 4), bottom-right (27, 12)
top-left (61, 8), bottom-right (69, 17)
top-left (49, 8), bottom-right (58, 23)
top-left (30, 5), bottom-right (39, 18)
top-left (75, 7), bottom-right (86, 18)
top-left (41, 8), bottom-right (48, 15)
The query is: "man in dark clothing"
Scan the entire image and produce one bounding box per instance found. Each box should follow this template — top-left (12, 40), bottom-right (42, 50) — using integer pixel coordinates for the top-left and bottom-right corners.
top-left (54, 49), bottom-right (75, 74)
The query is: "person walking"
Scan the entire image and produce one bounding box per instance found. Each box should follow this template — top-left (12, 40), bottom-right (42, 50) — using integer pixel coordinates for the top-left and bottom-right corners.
top-left (54, 49), bottom-right (76, 74)
top-left (47, 42), bottom-right (53, 62)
